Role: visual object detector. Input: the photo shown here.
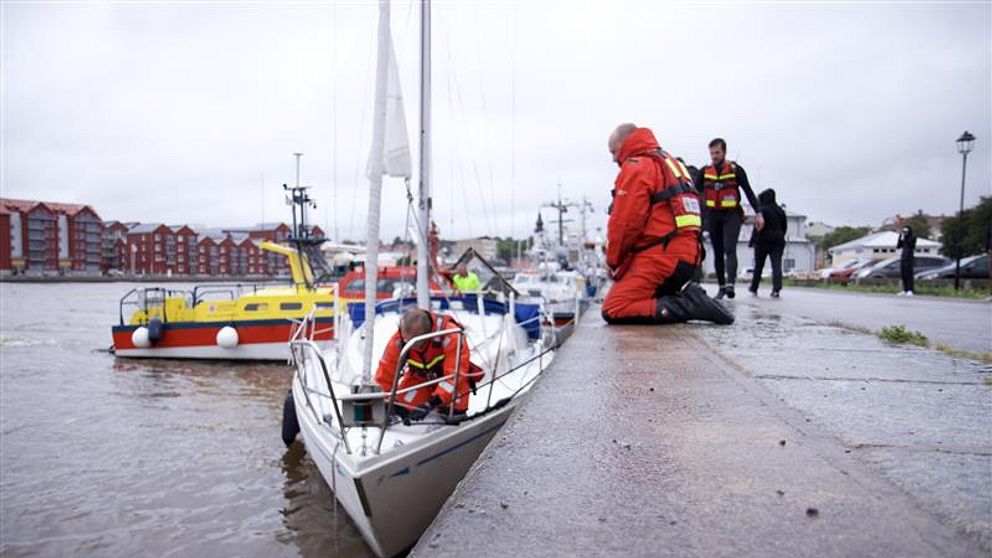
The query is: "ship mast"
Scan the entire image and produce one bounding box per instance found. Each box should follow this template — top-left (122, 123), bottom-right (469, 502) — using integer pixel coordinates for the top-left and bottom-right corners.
top-left (415, 0), bottom-right (432, 309)
top-left (361, 0), bottom-right (392, 383)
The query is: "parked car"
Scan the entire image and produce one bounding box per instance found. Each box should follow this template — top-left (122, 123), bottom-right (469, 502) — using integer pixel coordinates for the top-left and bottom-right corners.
top-left (915, 254), bottom-right (989, 280)
top-left (828, 259), bottom-right (877, 284)
top-left (854, 255), bottom-right (950, 280)
top-left (819, 258), bottom-right (868, 279)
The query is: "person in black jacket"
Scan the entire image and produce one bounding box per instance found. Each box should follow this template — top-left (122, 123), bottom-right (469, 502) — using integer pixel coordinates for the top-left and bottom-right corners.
top-left (748, 188), bottom-right (787, 297)
top-left (896, 225), bottom-right (916, 296)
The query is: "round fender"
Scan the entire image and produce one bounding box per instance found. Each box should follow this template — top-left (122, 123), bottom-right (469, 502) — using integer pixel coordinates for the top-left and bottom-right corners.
top-left (282, 390), bottom-right (300, 447)
top-left (216, 326), bottom-right (239, 349)
top-left (131, 327), bottom-right (152, 348)
top-left (147, 317), bottom-right (164, 344)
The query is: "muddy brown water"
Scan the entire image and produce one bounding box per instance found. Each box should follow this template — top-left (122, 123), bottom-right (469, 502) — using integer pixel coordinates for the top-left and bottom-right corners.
top-left (1, 282), bottom-right (374, 557)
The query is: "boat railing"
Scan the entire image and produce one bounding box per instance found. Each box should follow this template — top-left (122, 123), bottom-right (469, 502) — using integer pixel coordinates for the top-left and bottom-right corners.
top-left (287, 283), bottom-right (340, 346)
top-left (289, 311), bottom-right (557, 457)
top-left (190, 282), bottom-right (286, 305)
top-left (289, 339), bottom-right (352, 454)
top-left (118, 287), bottom-right (193, 326)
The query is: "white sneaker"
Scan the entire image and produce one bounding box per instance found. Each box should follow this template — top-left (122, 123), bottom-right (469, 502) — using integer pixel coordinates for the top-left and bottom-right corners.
top-left (905, 291), bottom-right (914, 297)
top-left (897, 291), bottom-right (906, 296)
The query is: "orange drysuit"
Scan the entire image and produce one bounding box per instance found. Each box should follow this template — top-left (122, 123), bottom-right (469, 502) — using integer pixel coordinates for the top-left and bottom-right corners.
top-left (602, 128), bottom-right (701, 323)
top-left (374, 312), bottom-right (482, 413)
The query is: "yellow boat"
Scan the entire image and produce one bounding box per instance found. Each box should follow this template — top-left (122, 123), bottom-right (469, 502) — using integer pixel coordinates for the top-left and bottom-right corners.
top-left (112, 239), bottom-right (342, 361)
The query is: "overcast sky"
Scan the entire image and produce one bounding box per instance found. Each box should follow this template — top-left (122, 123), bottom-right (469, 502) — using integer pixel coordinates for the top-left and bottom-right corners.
top-left (2, 0), bottom-right (990, 242)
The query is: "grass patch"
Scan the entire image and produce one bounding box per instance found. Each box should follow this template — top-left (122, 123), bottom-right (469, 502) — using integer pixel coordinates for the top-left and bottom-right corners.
top-left (877, 325), bottom-right (930, 347)
top-left (933, 342), bottom-right (992, 364)
top-left (784, 279), bottom-right (988, 300)
top-left (827, 321), bottom-right (873, 335)
top-left (831, 321), bottom-right (992, 364)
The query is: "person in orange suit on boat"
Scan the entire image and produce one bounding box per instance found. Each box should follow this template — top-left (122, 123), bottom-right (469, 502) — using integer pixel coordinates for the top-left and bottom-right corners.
top-left (601, 123), bottom-right (734, 325)
top-left (375, 308), bottom-right (483, 421)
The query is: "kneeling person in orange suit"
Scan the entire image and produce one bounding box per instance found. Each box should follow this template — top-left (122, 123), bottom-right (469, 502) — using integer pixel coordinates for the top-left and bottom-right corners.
top-left (601, 123), bottom-right (734, 325)
top-left (375, 308), bottom-right (484, 421)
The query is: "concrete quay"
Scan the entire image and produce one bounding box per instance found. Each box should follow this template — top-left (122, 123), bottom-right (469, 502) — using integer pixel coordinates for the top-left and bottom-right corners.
top-left (411, 299), bottom-right (990, 558)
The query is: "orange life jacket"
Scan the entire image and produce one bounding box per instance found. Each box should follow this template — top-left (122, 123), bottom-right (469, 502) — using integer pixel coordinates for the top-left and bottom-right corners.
top-left (397, 312), bottom-right (482, 413)
top-left (701, 162), bottom-right (740, 210)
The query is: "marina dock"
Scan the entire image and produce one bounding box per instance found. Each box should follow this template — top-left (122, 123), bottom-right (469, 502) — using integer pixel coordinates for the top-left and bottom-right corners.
top-left (412, 298), bottom-right (991, 557)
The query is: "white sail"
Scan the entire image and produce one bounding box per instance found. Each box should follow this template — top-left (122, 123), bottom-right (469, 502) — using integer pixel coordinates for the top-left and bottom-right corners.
top-left (367, 34), bottom-right (411, 180)
top-left (362, 0), bottom-right (393, 382)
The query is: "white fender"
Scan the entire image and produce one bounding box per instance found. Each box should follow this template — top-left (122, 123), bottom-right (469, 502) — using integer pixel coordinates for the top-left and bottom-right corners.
top-left (131, 327), bottom-right (152, 348)
top-left (216, 326), bottom-right (239, 349)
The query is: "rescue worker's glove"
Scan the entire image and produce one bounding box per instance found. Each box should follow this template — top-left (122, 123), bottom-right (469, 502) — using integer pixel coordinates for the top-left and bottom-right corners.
top-left (406, 395), bottom-right (443, 422)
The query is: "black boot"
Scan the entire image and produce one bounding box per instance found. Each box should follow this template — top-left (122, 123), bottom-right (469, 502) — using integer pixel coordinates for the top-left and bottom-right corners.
top-left (654, 295), bottom-right (693, 324)
top-left (679, 283), bottom-right (735, 325)
top-left (725, 284), bottom-right (736, 299)
top-left (714, 285), bottom-right (726, 300)
top-left (654, 289), bottom-right (735, 325)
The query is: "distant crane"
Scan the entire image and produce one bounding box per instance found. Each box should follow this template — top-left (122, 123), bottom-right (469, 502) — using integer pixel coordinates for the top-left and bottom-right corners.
top-left (541, 184), bottom-right (595, 246)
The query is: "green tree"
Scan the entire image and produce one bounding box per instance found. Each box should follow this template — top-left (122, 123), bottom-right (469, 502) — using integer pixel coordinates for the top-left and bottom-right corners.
top-left (819, 226), bottom-right (872, 250)
top-left (902, 212), bottom-right (932, 239)
top-left (940, 196), bottom-right (992, 258)
top-left (497, 237), bottom-right (532, 262)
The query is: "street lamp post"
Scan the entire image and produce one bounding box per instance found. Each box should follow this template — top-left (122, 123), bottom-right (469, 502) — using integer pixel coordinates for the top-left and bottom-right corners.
top-left (954, 131), bottom-right (975, 290)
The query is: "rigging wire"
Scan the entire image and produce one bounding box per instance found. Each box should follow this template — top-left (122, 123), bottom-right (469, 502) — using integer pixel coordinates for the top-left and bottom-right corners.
top-left (330, 1), bottom-right (338, 241)
top-left (509, 0), bottom-right (517, 243)
top-left (348, 23), bottom-right (377, 242)
top-left (446, 39), bottom-right (493, 234)
top-left (471, 4), bottom-right (499, 236)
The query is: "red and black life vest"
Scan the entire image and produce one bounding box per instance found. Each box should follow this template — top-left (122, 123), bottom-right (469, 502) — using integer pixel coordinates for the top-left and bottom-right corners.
top-left (629, 151), bottom-right (702, 254)
top-left (701, 162), bottom-right (740, 210)
top-left (401, 312), bottom-right (483, 413)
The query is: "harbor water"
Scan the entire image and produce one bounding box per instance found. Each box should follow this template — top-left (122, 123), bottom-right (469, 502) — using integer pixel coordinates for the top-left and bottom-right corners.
top-left (0, 282), bottom-right (374, 557)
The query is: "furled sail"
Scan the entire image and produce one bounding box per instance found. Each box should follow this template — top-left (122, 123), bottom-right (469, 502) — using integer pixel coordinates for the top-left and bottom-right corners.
top-left (367, 36), bottom-right (411, 180)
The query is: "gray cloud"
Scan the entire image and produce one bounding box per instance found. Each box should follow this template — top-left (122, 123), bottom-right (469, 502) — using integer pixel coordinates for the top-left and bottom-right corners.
top-left (2, 1), bottom-right (989, 243)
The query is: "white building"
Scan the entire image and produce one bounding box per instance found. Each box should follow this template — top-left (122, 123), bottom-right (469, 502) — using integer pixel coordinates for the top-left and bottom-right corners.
top-left (827, 231), bottom-right (941, 267)
top-left (702, 211), bottom-right (816, 279)
top-left (805, 221), bottom-right (836, 239)
top-left (453, 237), bottom-right (499, 262)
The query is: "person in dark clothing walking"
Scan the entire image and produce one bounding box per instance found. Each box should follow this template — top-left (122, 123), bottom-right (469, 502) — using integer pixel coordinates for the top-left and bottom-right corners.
top-left (698, 138), bottom-right (763, 300)
top-left (748, 189), bottom-right (787, 297)
top-left (896, 225), bottom-right (917, 296)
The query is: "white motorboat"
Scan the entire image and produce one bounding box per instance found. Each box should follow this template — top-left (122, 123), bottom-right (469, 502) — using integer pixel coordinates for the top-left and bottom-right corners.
top-left (511, 264), bottom-right (589, 329)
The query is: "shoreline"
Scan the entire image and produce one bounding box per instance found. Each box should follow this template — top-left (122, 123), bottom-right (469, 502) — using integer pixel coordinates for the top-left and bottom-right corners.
top-left (0, 275), bottom-right (294, 284)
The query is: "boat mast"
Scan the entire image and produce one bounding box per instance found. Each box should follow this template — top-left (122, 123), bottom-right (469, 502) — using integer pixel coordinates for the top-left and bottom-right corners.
top-left (415, 0), bottom-right (432, 309)
top-left (361, 0), bottom-right (392, 383)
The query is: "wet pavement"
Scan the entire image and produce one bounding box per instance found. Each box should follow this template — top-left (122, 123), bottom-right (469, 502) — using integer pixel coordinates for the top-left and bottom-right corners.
top-left (412, 302), bottom-right (991, 557)
top-left (716, 285), bottom-right (991, 354)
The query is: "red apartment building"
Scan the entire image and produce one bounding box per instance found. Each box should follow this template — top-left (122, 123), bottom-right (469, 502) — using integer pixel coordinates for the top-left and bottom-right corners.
top-left (171, 225), bottom-right (197, 275)
top-left (1, 205), bottom-right (321, 278)
top-left (101, 221), bottom-right (129, 272)
top-left (0, 205), bottom-right (11, 272)
top-left (1, 198), bottom-right (101, 274)
top-left (196, 234), bottom-right (223, 276)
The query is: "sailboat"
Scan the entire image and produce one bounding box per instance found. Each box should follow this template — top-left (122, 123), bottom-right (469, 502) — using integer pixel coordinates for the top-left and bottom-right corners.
top-left (285, 1), bottom-right (555, 556)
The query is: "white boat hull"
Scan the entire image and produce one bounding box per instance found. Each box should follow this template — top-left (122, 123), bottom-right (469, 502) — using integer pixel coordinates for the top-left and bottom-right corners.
top-left (115, 341), bottom-right (296, 361)
top-left (293, 378), bottom-right (515, 557)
